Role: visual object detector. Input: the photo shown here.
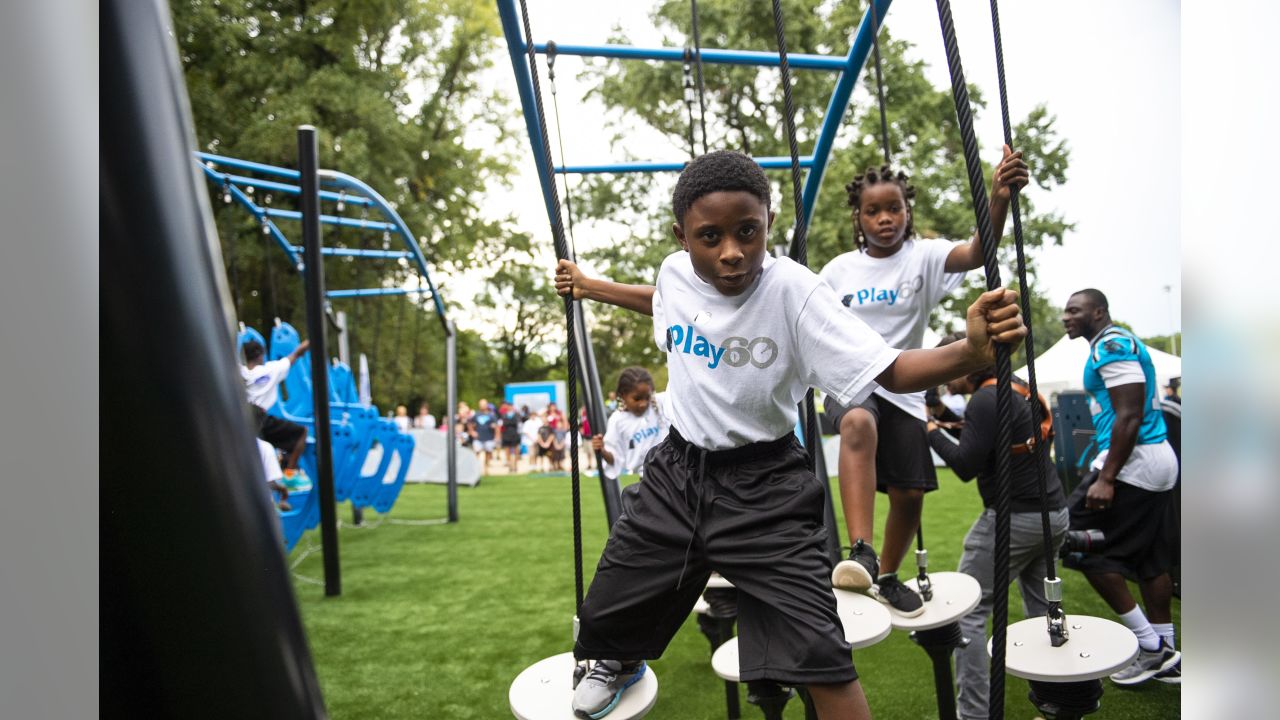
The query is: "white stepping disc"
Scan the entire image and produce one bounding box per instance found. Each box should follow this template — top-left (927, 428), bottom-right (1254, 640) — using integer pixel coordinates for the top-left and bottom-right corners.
top-left (510, 652), bottom-right (659, 720)
top-left (992, 615), bottom-right (1139, 683)
top-left (833, 589), bottom-right (893, 649)
top-left (706, 573), bottom-right (734, 589)
top-left (888, 571), bottom-right (982, 631)
top-left (710, 636), bottom-right (742, 683)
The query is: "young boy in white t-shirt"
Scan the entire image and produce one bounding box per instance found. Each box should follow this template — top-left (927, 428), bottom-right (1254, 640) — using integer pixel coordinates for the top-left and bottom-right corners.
top-left (593, 366), bottom-right (670, 480)
top-left (555, 150), bottom-right (1027, 719)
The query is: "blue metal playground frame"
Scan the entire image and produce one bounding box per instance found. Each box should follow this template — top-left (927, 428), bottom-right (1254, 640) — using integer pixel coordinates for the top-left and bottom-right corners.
top-left (195, 152), bottom-right (449, 323)
top-left (196, 149), bottom-right (462, 529)
top-left (497, 0), bottom-right (893, 231)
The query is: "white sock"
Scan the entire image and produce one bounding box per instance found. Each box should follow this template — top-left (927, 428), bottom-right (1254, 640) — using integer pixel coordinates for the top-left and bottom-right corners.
top-left (1151, 622), bottom-right (1176, 649)
top-left (1119, 606), bottom-right (1161, 651)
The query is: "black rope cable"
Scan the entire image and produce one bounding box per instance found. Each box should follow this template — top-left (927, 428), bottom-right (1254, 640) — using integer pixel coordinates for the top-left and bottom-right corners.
top-left (933, 1), bottom-right (1016, 717)
top-left (545, 43), bottom-right (580, 261)
top-left (689, 0), bottom-right (709, 154)
top-left (988, 0), bottom-right (1060, 600)
top-left (682, 49), bottom-right (699, 159)
top-left (261, 212), bottom-right (280, 322)
top-left (868, 0), bottom-right (892, 165)
top-left (368, 226), bottom-right (387, 404)
top-left (517, 0), bottom-right (587, 616)
top-left (769, 0), bottom-right (823, 478)
top-left (389, 268), bottom-right (408, 404)
top-left (407, 273), bottom-right (426, 402)
top-left (338, 214), bottom-right (362, 368)
top-left (221, 190), bottom-right (243, 316)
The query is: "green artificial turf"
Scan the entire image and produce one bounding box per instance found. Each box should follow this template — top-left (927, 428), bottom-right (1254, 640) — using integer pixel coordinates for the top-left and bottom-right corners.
top-left (290, 469), bottom-right (1180, 719)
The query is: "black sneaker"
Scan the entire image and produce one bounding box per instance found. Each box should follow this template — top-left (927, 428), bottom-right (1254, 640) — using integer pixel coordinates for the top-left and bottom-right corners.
top-left (872, 573), bottom-right (925, 617)
top-left (832, 539), bottom-right (879, 592)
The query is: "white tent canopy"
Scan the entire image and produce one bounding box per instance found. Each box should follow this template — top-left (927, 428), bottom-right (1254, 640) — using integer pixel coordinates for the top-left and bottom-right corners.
top-left (1016, 335), bottom-right (1182, 397)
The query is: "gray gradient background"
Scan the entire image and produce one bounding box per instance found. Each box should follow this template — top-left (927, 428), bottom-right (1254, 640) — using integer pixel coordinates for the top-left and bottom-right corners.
top-left (1, 0), bottom-right (1274, 717)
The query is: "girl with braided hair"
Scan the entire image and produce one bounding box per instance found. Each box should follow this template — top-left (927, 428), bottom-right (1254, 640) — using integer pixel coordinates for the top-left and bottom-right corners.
top-left (821, 145), bottom-right (1030, 617)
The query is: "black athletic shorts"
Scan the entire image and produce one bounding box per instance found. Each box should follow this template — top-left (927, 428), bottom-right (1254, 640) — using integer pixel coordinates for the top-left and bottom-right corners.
top-left (574, 428), bottom-right (858, 685)
top-left (824, 393), bottom-right (938, 493)
top-left (251, 404), bottom-right (306, 451)
top-left (1067, 471), bottom-right (1176, 581)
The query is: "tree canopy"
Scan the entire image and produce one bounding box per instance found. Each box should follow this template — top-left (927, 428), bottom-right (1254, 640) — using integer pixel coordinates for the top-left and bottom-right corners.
top-left (569, 0), bottom-right (1072, 382)
top-left (173, 0), bottom-right (530, 410)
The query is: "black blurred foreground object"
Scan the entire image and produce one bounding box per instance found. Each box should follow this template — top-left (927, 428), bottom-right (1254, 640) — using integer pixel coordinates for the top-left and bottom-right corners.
top-left (101, 0), bottom-right (327, 716)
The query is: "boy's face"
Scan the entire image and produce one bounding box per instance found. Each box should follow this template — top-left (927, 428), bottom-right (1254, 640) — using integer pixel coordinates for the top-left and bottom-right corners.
top-left (673, 190), bottom-right (774, 296)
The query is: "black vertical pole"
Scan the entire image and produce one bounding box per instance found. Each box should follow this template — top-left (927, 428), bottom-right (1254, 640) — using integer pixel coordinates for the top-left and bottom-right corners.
top-left (298, 125), bottom-right (341, 596)
top-left (446, 318), bottom-right (459, 522)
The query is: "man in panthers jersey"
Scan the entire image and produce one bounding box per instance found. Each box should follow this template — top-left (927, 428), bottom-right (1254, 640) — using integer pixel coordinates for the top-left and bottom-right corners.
top-left (1062, 289), bottom-right (1181, 685)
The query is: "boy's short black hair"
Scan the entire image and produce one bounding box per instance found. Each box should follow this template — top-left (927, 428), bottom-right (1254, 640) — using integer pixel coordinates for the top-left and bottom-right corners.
top-left (671, 150), bottom-right (771, 223)
top-left (242, 340), bottom-right (265, 362)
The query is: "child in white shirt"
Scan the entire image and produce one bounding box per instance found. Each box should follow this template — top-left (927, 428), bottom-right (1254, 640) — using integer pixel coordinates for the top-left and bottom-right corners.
top-left (593, 367), bottom-right (670, 480)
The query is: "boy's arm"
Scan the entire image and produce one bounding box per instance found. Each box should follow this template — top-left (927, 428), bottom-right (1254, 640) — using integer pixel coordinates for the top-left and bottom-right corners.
top-left (286, 339), bottom-right (311, 366)
top-left (875, 288), bottom-right (1026, 393)
top-left (555, 259), bottom-right (655, 316)
top-left (945, 145), bottom-right (1030, 273)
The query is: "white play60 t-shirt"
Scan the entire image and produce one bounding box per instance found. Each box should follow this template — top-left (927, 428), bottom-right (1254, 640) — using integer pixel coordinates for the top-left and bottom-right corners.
top-left (653, 252), bottom-right (900, 451)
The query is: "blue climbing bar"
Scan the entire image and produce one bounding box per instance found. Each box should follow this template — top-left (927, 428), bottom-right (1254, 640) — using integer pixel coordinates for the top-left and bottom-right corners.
top-left (556, 156), bottom-right (816, 174)
top-left (327, 287), bottom-right (435, 299)
top-left (532, 42), bottom-right (848, 71)
top-left (800, 0), bottom-right (893, 228)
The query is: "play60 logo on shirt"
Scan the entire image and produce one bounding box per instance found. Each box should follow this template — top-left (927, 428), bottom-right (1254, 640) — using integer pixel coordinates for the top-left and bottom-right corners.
top-left (665, 324), bottom-right (778, 370)
top-left (841, 274), bottom-right (923, 307)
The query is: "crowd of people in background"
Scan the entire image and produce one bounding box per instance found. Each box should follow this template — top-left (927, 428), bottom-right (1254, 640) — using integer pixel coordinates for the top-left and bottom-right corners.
top-left (441, 397), bottom-right (600, 475)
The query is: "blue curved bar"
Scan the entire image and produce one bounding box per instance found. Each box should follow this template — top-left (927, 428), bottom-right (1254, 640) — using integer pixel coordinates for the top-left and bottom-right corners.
top-left (195, 151), bottom-right (451, 330)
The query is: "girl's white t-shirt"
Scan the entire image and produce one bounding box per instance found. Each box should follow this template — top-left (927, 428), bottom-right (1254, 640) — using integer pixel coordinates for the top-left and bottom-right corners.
top-left (601, 392), bottom-right (671, 479)
top-left (653, 251), bottom-right (900, 450)
top-left (818, 239), bottom-right (965, 419)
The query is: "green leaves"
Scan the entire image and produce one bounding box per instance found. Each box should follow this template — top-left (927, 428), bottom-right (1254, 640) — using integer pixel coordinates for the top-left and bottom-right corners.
top-left (564, 0), bottom-right (1074, 383)
top-left (176, 0), bottom-right (521, 410)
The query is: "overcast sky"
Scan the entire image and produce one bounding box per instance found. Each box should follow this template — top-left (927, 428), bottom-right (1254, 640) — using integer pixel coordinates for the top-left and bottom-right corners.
top-left (471, 0), bottom-right (1180, 338)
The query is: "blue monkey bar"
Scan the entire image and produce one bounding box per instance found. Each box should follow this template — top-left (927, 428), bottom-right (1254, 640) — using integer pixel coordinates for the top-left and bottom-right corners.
top-left (555, 156), bottom-right (815, 175)
top-left (499, 0), bottom-right (892, 224)
top-left (532, 42), bottom-right (848, 71)
top-left (196, 152), bottom-right (449, 326)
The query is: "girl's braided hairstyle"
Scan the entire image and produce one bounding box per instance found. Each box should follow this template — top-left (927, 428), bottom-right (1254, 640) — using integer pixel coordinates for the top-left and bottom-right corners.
top-left (845, 165), bottom-right (916, 252)
top-left (616, 366), bottom-right (655, 397)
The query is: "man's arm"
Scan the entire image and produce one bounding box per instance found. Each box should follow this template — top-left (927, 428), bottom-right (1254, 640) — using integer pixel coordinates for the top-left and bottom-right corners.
top-left (875, 288), bottom-right (1026, 393)
top-left (1086, 383), bottom-right (1144, 509)
top-left (927, 392), bottom-right (994, 482)
top-left (555, 259), bottom-right (655, 316)
top-left (944, 145), bottom-right (1029, 273)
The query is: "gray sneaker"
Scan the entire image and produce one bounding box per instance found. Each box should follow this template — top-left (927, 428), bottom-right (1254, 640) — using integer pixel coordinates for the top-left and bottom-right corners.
top-left (1111, 644), bottom-right (1180, 686)
top-left (571, 660), bottom-right (647, 719)
top-left (1154, 639), bottom-right (1181, 684)
top-left (832, 539), bottom-right (879, 592)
